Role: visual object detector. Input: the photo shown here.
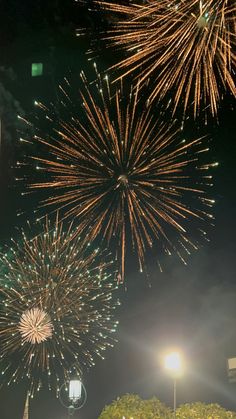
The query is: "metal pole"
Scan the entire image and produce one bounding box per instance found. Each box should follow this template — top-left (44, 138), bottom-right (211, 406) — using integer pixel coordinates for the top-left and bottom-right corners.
top-left (23, 393), bottom-right (29, 419)
top-left (173, 378), bottom-right (177, 418)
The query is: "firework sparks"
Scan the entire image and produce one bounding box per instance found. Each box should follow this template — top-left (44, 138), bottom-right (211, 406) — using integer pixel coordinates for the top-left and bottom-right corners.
top-left (18, 67), bottom-right (217, 279)
top-left (89, 0), bottom-right (236, 117)
top-left (18, 308), bottom-right (53, 345)
top-left (0, 217), bottom-right (119, 395)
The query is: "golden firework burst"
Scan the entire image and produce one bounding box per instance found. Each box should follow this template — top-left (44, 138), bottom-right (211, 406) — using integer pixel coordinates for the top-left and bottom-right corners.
top-left (18, 67), bottom-right (217, 279)
top-left (18, 308), bottom-right (53, 344)
top-left (0, 217), bottom-right (119, 395)
top-left (89, 0), bottom-right (236, 117)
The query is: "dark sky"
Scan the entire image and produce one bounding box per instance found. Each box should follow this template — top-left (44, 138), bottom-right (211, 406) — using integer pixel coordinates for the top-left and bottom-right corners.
top-left (0, 1), bottom-right (236, 418)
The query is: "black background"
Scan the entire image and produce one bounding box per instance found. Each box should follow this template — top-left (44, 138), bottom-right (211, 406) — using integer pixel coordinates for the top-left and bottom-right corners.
top-left (0, 1), bottom-right (236, 418)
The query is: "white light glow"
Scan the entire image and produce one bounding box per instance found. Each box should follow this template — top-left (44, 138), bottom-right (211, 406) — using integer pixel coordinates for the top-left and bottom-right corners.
top-left (164, 352), bottom-right (182, 374)
top-left (69, 379), bottom-right (82, 402)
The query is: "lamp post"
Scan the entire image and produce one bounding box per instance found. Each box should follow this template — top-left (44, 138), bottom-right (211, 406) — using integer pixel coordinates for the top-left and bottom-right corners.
top-left (164, 351), bottom-right (183, 418)
top-left (59, 376), bottom-right (87, 417)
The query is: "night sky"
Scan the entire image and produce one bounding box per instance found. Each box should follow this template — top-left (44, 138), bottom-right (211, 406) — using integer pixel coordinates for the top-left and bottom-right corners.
top-left (0, 1), bottom-right (236, 418)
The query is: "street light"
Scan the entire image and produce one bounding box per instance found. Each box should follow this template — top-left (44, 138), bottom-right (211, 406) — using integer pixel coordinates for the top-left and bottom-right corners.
top-left (164, 351), bottom-right (183, 418)
top-left (59, 376), bottom-right (87, 417)
top-left (69, 379), bottom-right (82, 402)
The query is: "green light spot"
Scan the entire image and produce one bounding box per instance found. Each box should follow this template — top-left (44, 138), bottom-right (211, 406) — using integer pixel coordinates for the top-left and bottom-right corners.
top-left (31, 63), bottom-right (43, 77)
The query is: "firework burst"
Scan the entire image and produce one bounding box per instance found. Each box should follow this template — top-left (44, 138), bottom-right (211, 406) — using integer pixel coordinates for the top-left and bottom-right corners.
top-left (89, 0), bottom-right (236, 117)
top-left (18, 308), bottom-right (53, 345)
top-left (18, 67), bottom-right (217, 278)
top-left (0, 217), bottom-right (119, 395)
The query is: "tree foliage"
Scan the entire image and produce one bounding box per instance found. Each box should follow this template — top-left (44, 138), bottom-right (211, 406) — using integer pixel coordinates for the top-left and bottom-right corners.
top-left (99, 395), bottom-right (236, 419)
top-left (176, 402), bottom-right (236, 419)
top-left (98, 394), bottom-right (172, 419)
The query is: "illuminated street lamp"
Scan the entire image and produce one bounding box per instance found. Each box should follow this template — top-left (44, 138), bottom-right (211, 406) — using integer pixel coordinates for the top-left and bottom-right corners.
top-left (69, 379), bottom-right (82, 403)
top-left (59, 376), bottom-right (87, 417)
top-left (164, 351), bottom-right (183, 418)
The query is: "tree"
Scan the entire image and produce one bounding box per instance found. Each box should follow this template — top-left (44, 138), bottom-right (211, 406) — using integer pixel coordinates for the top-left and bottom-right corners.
top-left (98, 394), bottom-right (172, 419)
top-left (98, 395), bottom-right (236, 419)
top-left (176, 402), bottom-right (236, 419)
